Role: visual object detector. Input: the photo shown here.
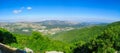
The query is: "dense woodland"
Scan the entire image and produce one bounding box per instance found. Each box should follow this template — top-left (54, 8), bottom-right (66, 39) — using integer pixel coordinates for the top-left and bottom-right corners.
top-left (0, 21), bottom-right (120, 53)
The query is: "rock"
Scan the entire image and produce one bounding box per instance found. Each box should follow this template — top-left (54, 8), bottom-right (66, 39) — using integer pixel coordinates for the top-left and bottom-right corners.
top-left (0, 43), bottom-right (26, 53)
top-left (24, 47), bottom-right (33, 53)
top-left (45, 51), bottom-right (63, 53)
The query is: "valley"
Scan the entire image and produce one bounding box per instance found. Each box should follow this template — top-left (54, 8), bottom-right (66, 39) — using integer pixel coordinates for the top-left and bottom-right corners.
top-left (0, 20), bottom-right (105, 35)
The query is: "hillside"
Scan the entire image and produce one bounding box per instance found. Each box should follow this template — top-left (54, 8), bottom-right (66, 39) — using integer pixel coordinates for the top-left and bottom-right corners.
top-left (73, 21), bottom-right (120, 53)
top-left (52, 26), bottom-right (105, 43)
top-left (51, 21), bottom-right (120, 44)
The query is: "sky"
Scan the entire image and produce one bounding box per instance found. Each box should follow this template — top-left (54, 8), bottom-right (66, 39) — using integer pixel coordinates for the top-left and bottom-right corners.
top-left (0, 0), bottom-right (120, 22)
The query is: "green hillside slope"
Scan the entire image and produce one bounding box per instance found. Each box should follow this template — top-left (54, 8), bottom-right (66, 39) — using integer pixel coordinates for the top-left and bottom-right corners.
top-left (52, 26), bottom-right (105, 43)
top-left (73, 21), bottom-right (120, 53)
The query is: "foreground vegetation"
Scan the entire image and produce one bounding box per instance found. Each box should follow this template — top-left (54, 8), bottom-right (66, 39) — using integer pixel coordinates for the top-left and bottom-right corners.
top-left (73, 21), bottom-right (120, 53)
top-left (0, 28), bottom-right (72, 53)
top-left (0, 21), bottom-right (120, 53)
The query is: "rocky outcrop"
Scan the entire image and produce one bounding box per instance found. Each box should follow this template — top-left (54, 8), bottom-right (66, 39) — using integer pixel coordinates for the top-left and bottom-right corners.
top-left (0, 43), bottom-right (33, 53)
top-left (45, 51), bottom-right (63, 53)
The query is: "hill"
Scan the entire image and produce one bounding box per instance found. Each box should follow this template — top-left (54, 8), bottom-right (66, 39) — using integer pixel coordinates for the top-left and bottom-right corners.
top-left (73, 21), bottom-right (120, 53)
top-left (51, 26), bottom-right (105, 43)
top-left (36, 20), bottom-right (107, 28)
top-left (51, 21), bottom-right (119, 44)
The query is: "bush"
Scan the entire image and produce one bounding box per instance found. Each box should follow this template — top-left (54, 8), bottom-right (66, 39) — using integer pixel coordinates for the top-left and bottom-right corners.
top-left (0, 28), bottom-right (17, 44)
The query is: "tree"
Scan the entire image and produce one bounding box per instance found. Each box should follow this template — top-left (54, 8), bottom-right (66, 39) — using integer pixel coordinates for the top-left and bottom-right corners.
top-left (73, 24), bottom-right (120, 53)
top-left (0, 28), bottom-right (17, 44)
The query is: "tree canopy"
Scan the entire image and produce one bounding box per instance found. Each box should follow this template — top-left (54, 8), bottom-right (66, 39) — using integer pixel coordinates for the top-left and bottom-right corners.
top-left (0, 28), bottom-right (17, 44)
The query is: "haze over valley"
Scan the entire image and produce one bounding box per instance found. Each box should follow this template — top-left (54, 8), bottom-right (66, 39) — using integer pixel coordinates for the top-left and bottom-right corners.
top-left (0, 20), bottom-right (107, 35)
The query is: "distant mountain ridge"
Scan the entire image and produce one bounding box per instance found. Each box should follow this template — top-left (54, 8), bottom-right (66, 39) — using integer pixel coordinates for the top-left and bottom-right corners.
top-left (34, 20), bottom-right (108, 28)
top-left (34, 20), bottom-right (78, 27)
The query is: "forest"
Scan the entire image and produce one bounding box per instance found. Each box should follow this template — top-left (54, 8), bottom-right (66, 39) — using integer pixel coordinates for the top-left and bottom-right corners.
top-left (0, 21), bottom-right (120, 53)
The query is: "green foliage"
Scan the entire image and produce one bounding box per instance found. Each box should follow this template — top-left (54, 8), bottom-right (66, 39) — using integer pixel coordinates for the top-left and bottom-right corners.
top-left (106, 47), bottom-right (115, 53)
top-left (73, 21), bottom-right (120, 53)
top-left (0, 28), bottom-right (17, 44)
top-left (52, 26), bottom-right (105, 43)
top-left (9, 31), bottom-right (72, 53)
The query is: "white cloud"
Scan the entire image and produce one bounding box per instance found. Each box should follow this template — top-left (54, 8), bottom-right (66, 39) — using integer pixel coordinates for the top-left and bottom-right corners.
top-left (27, 7), bottom-right (32, 10)
top-left (13, 6), bottom-right (32, 14)
top-left (13, 10), bottom-right (22, 14)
